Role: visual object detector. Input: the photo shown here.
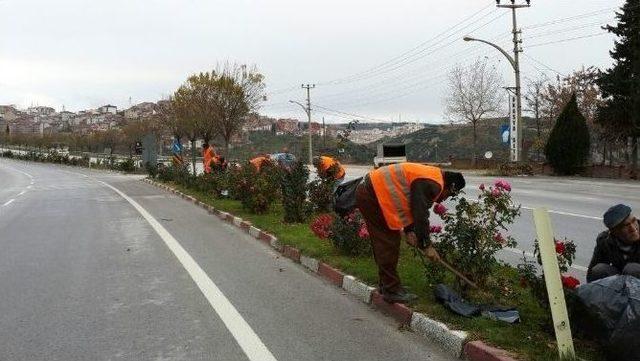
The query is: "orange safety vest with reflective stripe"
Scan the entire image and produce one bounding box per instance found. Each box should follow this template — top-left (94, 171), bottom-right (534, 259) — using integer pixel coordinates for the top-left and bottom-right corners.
top-left (319, 156), bottom-right (346, 179)
top-left (369, 163), bottom-right (444, 230)
top-left (250, 156), bottom-right (269, 172)
top-left (203, 147), bottom-right (215, 173)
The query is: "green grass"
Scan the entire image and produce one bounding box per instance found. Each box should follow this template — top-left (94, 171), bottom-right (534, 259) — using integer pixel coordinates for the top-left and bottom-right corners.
top-left (164, 180), bottom-right (604, 361)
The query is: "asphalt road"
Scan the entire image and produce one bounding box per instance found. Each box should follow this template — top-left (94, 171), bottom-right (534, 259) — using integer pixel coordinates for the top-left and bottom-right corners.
top-left (0, 159), bottom-right (456, 361)
top-left (343, 165), bottom-right (640, 281)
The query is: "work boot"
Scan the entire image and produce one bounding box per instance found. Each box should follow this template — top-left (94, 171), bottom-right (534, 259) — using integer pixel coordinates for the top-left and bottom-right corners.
top-left (382, 288), bottom-right (418, 304)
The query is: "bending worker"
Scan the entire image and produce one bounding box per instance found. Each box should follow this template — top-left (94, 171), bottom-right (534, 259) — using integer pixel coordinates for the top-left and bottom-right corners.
top-left (249, 154), bottom-right (271, 172)
top-left (202, 143), bottom-right (217, 174)
top-left (356, 163), bottom-right (465, 304)
top-left (313, 155), bottom-right (346, 182)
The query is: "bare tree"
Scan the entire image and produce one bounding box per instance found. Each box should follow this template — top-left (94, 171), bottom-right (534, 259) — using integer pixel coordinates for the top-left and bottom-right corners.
top-left (213, 63), bottom-right (266, 154)
top-left (445, 58), bottom-right (503, 165)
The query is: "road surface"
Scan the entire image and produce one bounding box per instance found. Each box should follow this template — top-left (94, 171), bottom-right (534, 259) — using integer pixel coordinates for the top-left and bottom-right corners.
top-left (0, 159), bottom-right (455, 361)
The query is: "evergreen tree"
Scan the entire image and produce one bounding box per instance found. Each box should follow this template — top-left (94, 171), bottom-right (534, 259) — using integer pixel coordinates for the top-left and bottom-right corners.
top-left (545, 94), bottom-right (591, 175)
top-left (596, 0), bottom-right (640, 169)
top-left (280, 161), bottom-right (312, 223)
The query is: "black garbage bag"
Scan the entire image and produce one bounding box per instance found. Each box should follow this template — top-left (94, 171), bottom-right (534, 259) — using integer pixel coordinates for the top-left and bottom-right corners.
top-left (572, 275), bottom-right (640, 361)
top-left (333, 177), bottom-right (362, 217)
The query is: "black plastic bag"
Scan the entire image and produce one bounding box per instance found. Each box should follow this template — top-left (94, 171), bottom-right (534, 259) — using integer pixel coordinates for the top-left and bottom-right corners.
top-left (572, 275), bottom-right (640, 360)
top-left (333, 177), bottom-right (363, 217)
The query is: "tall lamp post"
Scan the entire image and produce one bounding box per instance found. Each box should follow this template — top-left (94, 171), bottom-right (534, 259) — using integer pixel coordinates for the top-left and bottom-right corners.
top-left (289, 100), bottom-right (313, 165)
top-left (463, 0), bottom-right (530, 162)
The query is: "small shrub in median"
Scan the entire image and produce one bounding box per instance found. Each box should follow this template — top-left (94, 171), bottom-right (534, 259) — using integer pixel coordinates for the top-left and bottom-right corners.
top-left (118, 158), bottom-right (136, 173)
top-left (432, 180), bottom-right (520, 288)
top-left (2, 150), bottom-right (14, 158)
top-left (329, 210), bottom-right (371, 256)
top-left (231, 162), bottom-right (279, 214)
top-left (280, 161), bottom-right (312, 223)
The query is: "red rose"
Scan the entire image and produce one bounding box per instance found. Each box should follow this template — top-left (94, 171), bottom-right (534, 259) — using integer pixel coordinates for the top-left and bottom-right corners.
top-left (433, 203), bottom-right (447, 216)
top-left (555, 241), bottom-right (566, 255)
top-left (429, 225), bottom-right (443, 233)
top-left (493, 233), bottom-right (506, 245)
top-left (561, 275), bottom-right (580, 289)
top-left (479, 183), bottom-right (485, 191)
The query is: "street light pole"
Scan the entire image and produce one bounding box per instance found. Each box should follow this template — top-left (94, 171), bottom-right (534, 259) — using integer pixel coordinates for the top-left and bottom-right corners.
top-left (463, 0), bottom-right (530, 162)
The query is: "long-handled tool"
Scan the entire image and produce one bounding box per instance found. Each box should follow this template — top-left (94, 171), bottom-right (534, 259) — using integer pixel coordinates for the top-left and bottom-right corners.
top-left (414, 246), bottom-right (478, 289)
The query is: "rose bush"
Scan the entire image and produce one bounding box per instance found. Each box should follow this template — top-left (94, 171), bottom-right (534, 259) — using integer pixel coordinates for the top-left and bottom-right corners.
top-left (430, 180), bottom-right (520, 287)
top-left (329, 210), bottom-right (371, 256)
top-left (517, 237), bottom-right (580, 307)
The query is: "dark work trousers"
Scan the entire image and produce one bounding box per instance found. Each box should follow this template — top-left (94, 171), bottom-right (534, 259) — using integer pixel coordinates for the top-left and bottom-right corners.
top-left (356, 177), bottom-right (403, 293)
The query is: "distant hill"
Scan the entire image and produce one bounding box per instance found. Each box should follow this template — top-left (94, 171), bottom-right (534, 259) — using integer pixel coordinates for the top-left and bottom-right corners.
top-left (228, 117), bottom-right (539, 165)
top-left (369, 117), bottom-right (539, 163)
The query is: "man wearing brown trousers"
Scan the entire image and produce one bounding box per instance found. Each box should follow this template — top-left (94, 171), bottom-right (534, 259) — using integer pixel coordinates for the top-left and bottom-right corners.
top-left (356, 163), bottom-right (465, 303)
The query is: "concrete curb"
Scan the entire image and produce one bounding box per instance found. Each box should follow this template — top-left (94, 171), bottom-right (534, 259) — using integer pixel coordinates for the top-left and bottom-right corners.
top-left (141, 178), bottom-right (521, 361)
top-left (342, 275), bottom-right (375, 304)
top-left (410, 313), bottom-right (468, 358)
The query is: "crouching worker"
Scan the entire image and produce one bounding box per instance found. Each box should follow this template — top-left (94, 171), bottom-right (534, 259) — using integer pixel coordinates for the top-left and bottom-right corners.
top-left (587, 204), bottom-right (640, 282)
top-left (355, 163), bottom-right (465, 303)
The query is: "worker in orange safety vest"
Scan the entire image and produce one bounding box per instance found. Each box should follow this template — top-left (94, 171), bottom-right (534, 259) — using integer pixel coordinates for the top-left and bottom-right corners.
top-left (355, 163), bottom-right (465, 304)
top-left (313, 155), bottom-right (346, 182)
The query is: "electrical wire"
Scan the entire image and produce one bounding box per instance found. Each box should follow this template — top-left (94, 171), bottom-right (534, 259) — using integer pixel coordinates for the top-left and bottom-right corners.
top-left (525, 32), bottom-right (609, 49)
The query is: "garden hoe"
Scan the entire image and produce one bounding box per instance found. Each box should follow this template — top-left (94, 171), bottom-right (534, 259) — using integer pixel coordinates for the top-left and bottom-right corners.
top-left (415, 246), bottom-right (478, 289)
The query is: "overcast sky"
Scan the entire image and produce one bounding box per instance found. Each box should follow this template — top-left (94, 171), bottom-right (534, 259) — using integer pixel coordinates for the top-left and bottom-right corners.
top-left (0, 0), bottom-right (625, 123)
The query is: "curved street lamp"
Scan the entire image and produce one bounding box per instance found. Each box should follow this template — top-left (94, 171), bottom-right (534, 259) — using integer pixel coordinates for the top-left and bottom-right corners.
top-left (463, 35), bottom-right (523, 162)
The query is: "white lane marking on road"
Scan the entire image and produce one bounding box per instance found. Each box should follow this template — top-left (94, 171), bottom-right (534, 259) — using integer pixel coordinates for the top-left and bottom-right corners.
top-left (17, 190), bottom-right (26, 196)
top-left (520, 206), bottom-right (602, 220)
top-left (504, 247), bottom-right (589, 272)
top-left (98, 180), bottom-right (278, 361)
top-left (3, 199), bottom-right (15, 206)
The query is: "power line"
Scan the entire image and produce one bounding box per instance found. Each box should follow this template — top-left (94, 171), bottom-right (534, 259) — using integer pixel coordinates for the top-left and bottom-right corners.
top-left (317, 1), bottom-right (496, 86)
top-left (523, 8), bottom-right (619, 30)
top-left (524, 19), bottom-right (613, 40)
top-left (314, 105), bottom-right (390, 122)
top-left (525, 32), bottom-right (609, 49)
top-left (522, 53), bottom-right (564, 77)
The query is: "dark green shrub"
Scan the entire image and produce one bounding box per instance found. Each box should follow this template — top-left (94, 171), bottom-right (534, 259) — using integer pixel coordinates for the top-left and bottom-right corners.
top-left (308, 178), bottom-right (335, 213)
top-left (119, 158), bottom-right (136, 173)
top-left (544, 94), bottom-right (591, 175)
top-left (280, 161), bottom-right (312, 223)
top-left (231, 162), bottom-right (279, 214)
top-left (193, 172), bottom-right (230, 198)
top-left (2, 150), bottom-right (14, 158)
top-left (145, 162), bottom-right (159, 178)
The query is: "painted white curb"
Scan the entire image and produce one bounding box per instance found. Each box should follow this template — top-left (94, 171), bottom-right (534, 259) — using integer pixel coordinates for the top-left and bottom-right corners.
top-left (410, 312), bottom-right (468, 358)
top-left (342, 275), bottom-right (375, 304)
top-left (300, 255), bottom-right (319, 273)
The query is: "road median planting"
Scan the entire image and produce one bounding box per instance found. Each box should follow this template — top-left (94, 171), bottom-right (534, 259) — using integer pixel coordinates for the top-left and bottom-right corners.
top-left (143, 174), bottom-right (605, 361)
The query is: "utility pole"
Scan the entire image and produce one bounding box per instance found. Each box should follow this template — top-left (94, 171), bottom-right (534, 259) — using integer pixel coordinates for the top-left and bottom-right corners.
top-left (322, 116), bottom-right (326, 149)
top-left (302, 84), bottom-right (315, 165)
top-left (498, 0), bottom-right (530, 162)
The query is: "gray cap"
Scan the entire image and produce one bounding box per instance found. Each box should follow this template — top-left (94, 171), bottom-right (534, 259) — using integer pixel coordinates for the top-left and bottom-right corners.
top-left (603, 204), bottom-right (632, 229)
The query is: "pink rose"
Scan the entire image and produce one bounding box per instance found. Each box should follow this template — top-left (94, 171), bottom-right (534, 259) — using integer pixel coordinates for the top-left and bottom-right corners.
top-left (358, 224), bottom-right (369, 239)
top-left (494, 179), bottom-right (512, 192)
top-left (493, 233), bottom-right (506, 244)
top-left (491, 188), bottom-right (501, 197)
top-left (429, 225), bottom-right (443, 233)
top-left (479, 183), bottom-right (485, 191)
top-left (433, 203), bottom-right (447, 216)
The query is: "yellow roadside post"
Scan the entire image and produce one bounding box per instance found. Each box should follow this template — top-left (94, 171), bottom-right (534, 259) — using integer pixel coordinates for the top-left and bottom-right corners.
top-left (534, 208), bottom-right (576, 360)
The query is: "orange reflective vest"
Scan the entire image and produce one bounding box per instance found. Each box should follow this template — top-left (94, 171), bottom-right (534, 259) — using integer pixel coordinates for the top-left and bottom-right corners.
top-left (319, 156), bottom-right (346, 179)
top-left (250, 156), bottom-right (269, 172)
top-left (369, 163), bottom-right (444, 230)
top-left (203, 147), bottom-right (216, 173)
